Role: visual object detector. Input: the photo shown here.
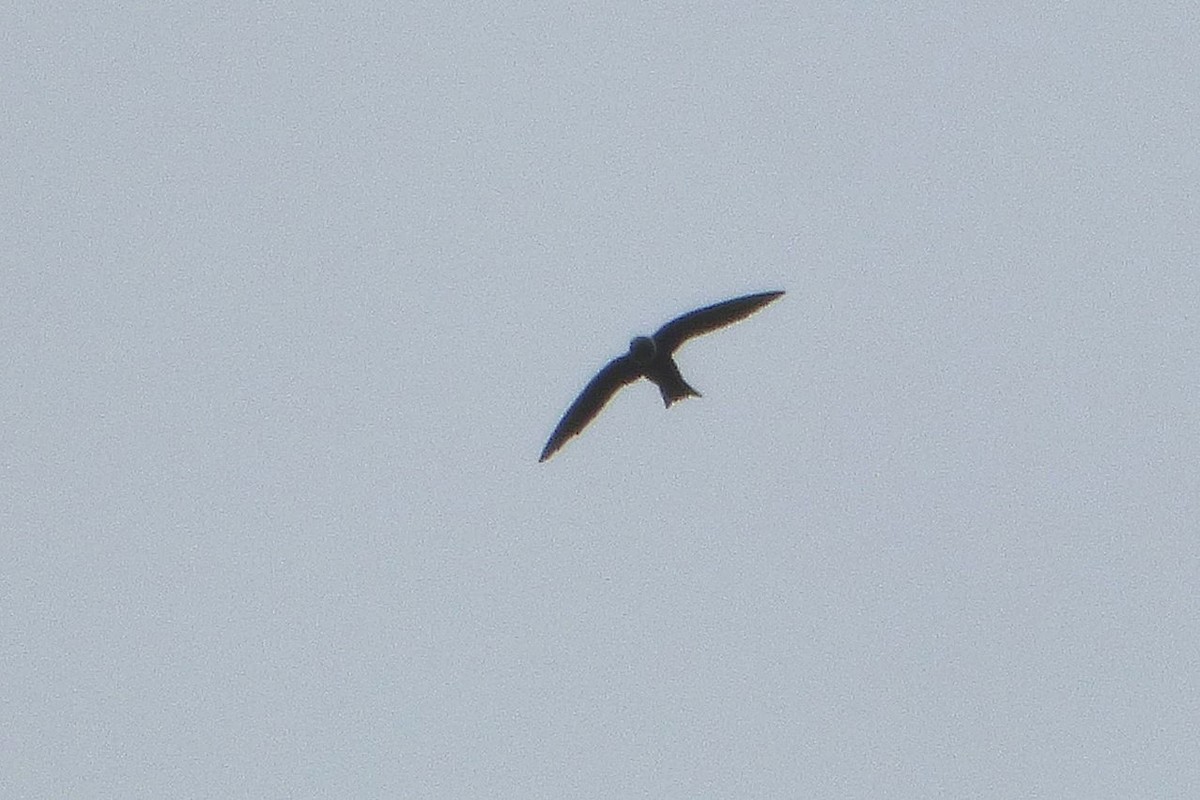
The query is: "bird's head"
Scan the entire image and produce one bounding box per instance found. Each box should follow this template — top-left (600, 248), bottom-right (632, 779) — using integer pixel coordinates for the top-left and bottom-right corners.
top-left (629, 336), bottom-right (656, 365)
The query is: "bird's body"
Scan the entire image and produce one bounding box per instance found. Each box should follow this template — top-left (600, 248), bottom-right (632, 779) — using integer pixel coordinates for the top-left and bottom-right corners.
top-left (539, 290), bottom-right (784, 462)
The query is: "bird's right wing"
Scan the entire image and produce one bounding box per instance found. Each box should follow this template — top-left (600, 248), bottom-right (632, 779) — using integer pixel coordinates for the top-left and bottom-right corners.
top-left (653, 290), bottom-right (785, 354)
top-left (539, 355), bottom-right (640, 462)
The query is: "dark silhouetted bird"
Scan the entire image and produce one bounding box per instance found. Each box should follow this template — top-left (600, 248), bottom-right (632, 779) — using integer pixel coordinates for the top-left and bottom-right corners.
top-left (539, 290), bottom-right (784, 462)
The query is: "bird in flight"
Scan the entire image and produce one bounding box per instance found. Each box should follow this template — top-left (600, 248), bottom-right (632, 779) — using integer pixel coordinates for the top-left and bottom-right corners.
top-left (539, 290), bottom-right (784, 462)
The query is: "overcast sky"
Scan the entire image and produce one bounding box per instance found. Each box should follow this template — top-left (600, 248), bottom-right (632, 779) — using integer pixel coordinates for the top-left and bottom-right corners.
top-left (4, 3), bottom-right (1198, 798)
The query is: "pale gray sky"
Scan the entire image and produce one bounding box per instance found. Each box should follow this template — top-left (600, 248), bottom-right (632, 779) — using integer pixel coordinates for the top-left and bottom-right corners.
top-left (4, 3), bottom-right (1199, 798)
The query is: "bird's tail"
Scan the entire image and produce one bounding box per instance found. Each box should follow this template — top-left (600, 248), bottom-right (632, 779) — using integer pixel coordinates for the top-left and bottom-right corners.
top-left (660, 378), bottom-right (701, 408)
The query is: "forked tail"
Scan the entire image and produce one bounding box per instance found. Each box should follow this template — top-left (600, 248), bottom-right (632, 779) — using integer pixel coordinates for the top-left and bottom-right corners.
top-left (660, 378), bottom-right (701, 408)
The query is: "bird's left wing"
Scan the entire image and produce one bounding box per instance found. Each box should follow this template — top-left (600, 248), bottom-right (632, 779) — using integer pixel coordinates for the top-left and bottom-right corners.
top-left (653, 290), bottom-right (784, 354)
top-left (539, 355), bottom-right (640, 462)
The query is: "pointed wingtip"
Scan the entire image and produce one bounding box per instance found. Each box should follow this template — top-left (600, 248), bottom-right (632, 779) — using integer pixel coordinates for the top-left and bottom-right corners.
top-left (758, 289), bottom-right (786, 308)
